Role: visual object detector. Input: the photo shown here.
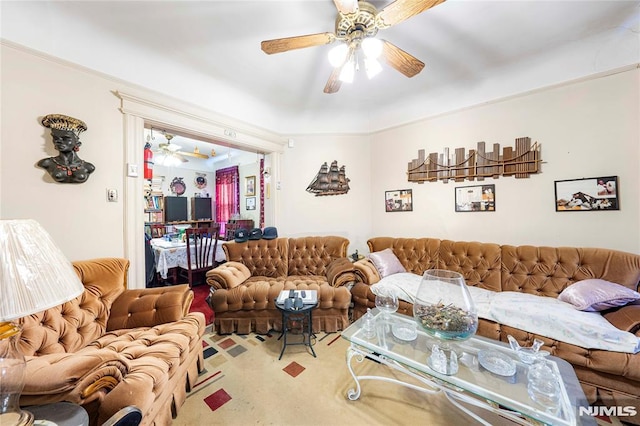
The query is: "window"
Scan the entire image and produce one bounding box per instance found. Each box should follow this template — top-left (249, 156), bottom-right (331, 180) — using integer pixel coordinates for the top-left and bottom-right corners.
top-left (215, 166), bottom-right (239, 237)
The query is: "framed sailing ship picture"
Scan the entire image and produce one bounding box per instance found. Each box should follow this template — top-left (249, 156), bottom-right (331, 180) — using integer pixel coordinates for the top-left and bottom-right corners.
top-left (385, 189), bottom-right (413, 212)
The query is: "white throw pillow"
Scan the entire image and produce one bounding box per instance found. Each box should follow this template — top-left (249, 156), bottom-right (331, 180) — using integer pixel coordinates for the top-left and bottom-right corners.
top-left (369, 248), bottom-right (406, 278)
top-left (558, 279), bottom-right (640, 312)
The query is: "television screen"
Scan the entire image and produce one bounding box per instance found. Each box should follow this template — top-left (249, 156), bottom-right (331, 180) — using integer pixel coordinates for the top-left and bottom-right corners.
top-left (164, 196), bottom-right (188, 222)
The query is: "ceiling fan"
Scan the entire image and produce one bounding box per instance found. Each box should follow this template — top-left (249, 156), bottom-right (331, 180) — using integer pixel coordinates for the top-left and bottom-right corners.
top-left (260, 0), bottom-right (446, 93)
top-left (156, 133), bottom-right (211, 162)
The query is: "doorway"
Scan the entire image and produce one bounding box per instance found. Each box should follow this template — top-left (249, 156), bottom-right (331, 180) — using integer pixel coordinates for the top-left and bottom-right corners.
top-left (118, 90), bottom-right (285, 289)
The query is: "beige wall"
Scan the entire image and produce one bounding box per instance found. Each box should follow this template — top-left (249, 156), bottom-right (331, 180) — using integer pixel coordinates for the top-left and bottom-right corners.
top-left (2, 43), bottom-right (638, 268)
top-left (278, 134), bottom-right (373, 255)
top-left (369, 69), bottom-right (640, 253)
top-left (1, 45), bottom-right (126, 261)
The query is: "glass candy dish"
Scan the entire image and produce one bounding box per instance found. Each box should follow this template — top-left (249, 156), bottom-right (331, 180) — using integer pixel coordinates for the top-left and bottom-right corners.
top-left (478, 350), bottom-right (517, 376)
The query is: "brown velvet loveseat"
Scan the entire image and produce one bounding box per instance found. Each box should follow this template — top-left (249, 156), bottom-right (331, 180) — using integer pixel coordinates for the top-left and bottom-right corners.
top-left (351, 237), bottom-right (640, 424)
top-left (206, 236), bottom-right (356, 334)
top-left (17, 258), bottom-right (206, 426)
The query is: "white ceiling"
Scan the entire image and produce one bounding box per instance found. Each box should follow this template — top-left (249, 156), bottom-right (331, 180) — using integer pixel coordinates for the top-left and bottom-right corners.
top-left (1, 1), bottom-right (638, 134)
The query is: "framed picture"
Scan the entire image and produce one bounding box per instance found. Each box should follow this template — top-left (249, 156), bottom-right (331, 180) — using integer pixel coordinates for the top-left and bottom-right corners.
top-left (245, 175), bottom-right (256, 196)
top-left (554, 176), bottom-right (618, 211)
top-left (455, 184), bottom-right (495, 212)
top-left (246, 197), bottom-right (256, 210)
top-left (385, 189), bottom-right (413, 212)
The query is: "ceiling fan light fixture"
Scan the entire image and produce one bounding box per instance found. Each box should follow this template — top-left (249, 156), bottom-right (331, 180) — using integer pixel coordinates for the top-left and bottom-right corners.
top-left (339, 58), bottom-right (356, 83)
top-left (361, 37), bottom-right (382, 59)
top-left (364, 57), bottom-right (382, 79)
top-left (156, 153), bottom-right (183, 167)
top-left (328, 44), bottom-right (349, 67)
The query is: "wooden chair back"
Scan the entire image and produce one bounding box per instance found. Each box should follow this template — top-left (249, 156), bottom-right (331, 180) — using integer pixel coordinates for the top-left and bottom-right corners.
top-left (182, 225), bottom-right (221, 286)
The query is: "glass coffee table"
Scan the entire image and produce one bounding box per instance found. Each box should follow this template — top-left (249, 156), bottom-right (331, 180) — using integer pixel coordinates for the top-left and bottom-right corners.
top-left (342, 309), bottom-right (596, 426)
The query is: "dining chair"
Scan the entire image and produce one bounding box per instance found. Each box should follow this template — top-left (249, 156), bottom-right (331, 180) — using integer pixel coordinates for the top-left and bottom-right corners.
top-left (179, 224), bottom-right (221, 287)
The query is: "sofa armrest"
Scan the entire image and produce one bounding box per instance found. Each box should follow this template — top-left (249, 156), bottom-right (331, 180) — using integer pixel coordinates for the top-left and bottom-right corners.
top-left (603, 303), bottom-right (640, 335)
top-left (106, 285), bottom-right (193, 331)
top-left (353, 258), bottom-right (381, 285)
top-left (206, 261), bottom-right (251, 290)
top-left (326, 258), bottom-right (357, 287)
top-left (23, 350), bottom-right (128, 403)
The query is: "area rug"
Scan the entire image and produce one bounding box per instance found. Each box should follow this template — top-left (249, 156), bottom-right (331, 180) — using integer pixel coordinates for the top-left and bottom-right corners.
top-left (172, 329), bottom-right (620, 426)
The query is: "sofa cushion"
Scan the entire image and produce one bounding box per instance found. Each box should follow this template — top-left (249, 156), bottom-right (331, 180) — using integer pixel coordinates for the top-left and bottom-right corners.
top-left (369, 248), bottom-right (406, 278)
top-left (371, 272), bottom-right (640, 353)
top-left (558, 279), bottom-right (640, 311)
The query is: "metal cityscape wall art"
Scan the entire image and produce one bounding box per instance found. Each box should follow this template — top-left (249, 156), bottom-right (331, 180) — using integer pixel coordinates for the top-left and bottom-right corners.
top-left (407, 137), bottom-right (541, 183)
top-left (306, 160), bottom-right (350, 196)
top-left (38, 114), bottom-right (95, 184)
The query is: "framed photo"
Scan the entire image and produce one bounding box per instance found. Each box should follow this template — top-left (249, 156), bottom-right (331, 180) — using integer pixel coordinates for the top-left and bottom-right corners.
top-left (245, 175), bottom-right (256, 196)
top-left (555, 176), bottom-right (618, 211)
top-left (385, 189), bottom-right (413, 212)
top-left (455, 184), bottom-right (495, 212)
top-left (246, 197), bottom-right (256, 210)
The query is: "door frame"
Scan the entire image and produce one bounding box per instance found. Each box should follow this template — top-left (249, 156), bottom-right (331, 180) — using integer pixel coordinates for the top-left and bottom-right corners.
top-left (117, 90), bottom-right (285, 288)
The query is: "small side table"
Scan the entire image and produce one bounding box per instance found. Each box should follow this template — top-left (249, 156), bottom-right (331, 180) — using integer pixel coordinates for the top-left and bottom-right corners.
top-left (275, 301), bottom-right (318, 360)
top-left (26, 402), bottom-right (89, 426)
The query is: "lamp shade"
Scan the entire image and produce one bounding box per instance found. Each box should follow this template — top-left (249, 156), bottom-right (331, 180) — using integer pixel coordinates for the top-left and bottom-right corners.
top-left (0, 219), bottom-right (84, 322)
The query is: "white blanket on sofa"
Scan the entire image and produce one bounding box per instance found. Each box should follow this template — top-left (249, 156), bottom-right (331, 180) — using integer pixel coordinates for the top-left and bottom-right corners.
top-left (371, 272), bottom-right (640, 354)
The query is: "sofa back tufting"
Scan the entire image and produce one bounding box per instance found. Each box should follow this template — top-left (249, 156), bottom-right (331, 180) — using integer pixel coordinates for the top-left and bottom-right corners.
top-left (367, 237), bottom-right (640, 296)
top-left (223, 238), bottom-right (289, 278)
top-left (18, 258), bottom-right (128, 356)
top-left (288, 236), bottom-right (349, 276)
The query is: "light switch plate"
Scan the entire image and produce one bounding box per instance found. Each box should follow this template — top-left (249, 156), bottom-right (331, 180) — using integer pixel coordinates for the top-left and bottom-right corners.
top-left (127, 163), bottom-right (138, 177)
top-left (107, 189), bottom-right (118, 202)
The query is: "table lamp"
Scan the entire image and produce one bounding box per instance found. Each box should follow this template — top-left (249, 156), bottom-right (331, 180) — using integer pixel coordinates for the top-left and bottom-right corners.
top-left (0, 219), bottom-right (85, 426)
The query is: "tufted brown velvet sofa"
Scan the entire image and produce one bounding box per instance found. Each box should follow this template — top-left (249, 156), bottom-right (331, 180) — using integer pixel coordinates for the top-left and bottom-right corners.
top-left (351, 237), bottom-right (640, 424)
top-left (17, 258), bottom-right (206, 426)
top-left (206, 236), bottom-right (356, 334)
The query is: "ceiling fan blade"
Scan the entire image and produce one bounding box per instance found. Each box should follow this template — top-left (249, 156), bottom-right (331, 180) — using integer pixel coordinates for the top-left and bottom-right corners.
top-left (323, 66), bottom-right (343, 94)
top-left (333, 0), bottom-right (358, 14)
top-left (176, 153), bottom-right (188, 163)
top-left (377, 0), bottom-right (446, 28)
top-left (179, 149), bottom-right (209, 159)
top-left (380, 40), bottom-right (425, 78)
top-left (261, 32), bottom-right (336, 54)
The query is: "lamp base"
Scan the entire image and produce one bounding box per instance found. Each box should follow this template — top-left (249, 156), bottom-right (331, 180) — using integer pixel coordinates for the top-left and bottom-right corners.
top-left (0, 322), bottom-right (33, 426)
top-left (0, 410), bottom-right (34, 426)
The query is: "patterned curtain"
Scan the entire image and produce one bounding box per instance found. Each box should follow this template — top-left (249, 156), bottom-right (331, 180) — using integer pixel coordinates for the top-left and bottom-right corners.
top-left (215, 166), bottom-right (239, 236)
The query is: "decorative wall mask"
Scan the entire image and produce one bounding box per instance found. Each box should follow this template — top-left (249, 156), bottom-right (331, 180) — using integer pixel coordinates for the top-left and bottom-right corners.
top-left (306, 160), bottom-right (350, 196)
top-left (170, 177), bottom-right (186, 196)
top-left (407, 138), bottom-right (541, 183)
top-left (38, 114), bottom-right (95, 184)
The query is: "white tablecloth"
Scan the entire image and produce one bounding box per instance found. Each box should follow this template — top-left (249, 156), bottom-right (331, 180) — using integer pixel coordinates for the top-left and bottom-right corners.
top-left (150, 238), bottom-right (226, 279)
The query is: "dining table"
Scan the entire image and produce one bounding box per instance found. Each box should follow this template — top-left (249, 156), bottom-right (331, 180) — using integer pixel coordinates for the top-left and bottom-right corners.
top-left (150, 237), bottom-right (226, 280)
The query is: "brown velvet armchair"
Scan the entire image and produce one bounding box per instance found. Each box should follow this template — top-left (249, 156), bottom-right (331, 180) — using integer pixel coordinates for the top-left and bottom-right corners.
top-left (17, 258), bottom-right (206, 426)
